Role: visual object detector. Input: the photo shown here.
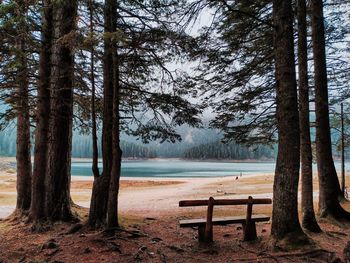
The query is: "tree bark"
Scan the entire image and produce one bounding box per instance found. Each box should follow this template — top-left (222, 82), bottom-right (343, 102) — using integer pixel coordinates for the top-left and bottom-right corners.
top-left (89, 0), bottom-right (99, 180)
top-left (45, 1), bottom-right (77, 221)
top-left (297, 0), bottom-right (321, 232)
top-left (15, 0), bottom-right (32, 213)
top-left (271, 0), bottom-right (305, 241)
top-left (107, 47), bottom-right (122, 228)
top-left (88, 0), bottom-right (116, 227)
top-left (30, 0), bottom-right (52, 222)
top-left (341, 103), bottom-right (345, 197)
top-left (310, 0), bottom-right (350, 219)
top-left (87, 0), bottom-right (106, 227)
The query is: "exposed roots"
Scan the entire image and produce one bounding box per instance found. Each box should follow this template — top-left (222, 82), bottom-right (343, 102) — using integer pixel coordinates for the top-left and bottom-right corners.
top-left (319, 202), bottom-right (350, 224)
top-left (86, 219), bottom-right (106, 231)
top-left (319, 213), bottom-right (350, 229)
top-left (5, 209), bottom-right (29, 224)
top-left (269, 230), bottom-right (315, 252)
top-left (302, 214), bottom-right (322, 233)
top-left (30, 220), bottom-right (52, 233)
top-left (232, 248), bottom-right (336, 262)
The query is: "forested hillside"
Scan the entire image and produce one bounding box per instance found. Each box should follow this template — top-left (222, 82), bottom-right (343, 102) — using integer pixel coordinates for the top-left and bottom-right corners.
top-left (71, 139), bottom-right (157, 158)
top-left (0, 130), bottom-right (157, 158)
top-left (0, 126), bottom-right (347, 159)
top-left (183, 141), bottom-right (276, 160)
top-left (0, 124), bottom-right (275, 159)
top-left (0, 128), bottom-right (16, 156)
top-left (0, 124), bottom-right (221, 158)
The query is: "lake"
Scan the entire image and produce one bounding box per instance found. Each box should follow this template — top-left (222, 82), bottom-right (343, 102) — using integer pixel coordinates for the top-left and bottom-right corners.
top-left (71, 159), bottom-right (349, 178)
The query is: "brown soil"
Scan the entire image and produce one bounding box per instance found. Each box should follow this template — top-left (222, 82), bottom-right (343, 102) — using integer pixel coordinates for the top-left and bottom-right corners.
top-left (0, 206), bottom-right (349, 263)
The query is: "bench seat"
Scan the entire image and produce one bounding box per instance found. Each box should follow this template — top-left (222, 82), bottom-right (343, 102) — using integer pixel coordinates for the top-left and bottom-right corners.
top-left (180, 214), bottom-right (270, 228)
top-left (179, 196), bottom-right (272, 242)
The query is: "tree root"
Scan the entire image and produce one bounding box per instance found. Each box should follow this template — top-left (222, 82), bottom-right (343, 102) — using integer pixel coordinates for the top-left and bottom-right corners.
top-left (328, 231), bottom-right (348, 237)
top-left (30, 220), bottom-right (52, 233)
top-left (272, 248), bottom-right (333, 257)
top-left (5, 209), bottom-right (29, 224)
top-left (232, 249), bottom-right (336, 262)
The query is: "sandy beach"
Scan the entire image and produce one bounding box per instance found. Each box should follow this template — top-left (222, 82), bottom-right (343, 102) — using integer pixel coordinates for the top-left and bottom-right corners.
top-left (2, 156), bottom-right (350, 220)
top-left (0, 161), bottom-right (276, 219)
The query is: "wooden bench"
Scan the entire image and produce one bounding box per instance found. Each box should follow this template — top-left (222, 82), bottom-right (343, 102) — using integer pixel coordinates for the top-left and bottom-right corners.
top-left (179, 196), bottom-right (271, 243)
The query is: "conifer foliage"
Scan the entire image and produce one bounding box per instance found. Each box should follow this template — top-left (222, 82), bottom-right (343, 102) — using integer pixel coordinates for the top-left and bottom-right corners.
top-left (1, 0), bottom-right (202, 227)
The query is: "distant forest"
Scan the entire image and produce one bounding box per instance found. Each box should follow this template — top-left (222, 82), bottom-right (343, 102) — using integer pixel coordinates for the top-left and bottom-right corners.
top-left (73, 137), bottom-right (277, 160)
top-left (0, 131), bottom-right (157, 158)
top-left (0, 127), bottom-right (276, 159)
top-left (183, 141), bottom-right (276, 160)
top-left (72, 140), bottom-right (157, 159)
top-left (2, 129), bottom-right (348, 160)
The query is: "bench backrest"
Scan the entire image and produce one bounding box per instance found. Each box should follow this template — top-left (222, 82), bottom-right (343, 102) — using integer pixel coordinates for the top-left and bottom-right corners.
top-left (179, 196), bottom-right (272, 207)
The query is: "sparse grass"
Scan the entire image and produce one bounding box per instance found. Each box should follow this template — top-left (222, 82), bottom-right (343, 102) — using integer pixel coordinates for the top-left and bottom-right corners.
top-left (119, 213), bottom-right (145, 227)
top-left (72, 204), bottom-right (89, 220)
top-left (69, 180), bottom-right (184, 191)
top-left (120, 180), bottom-right (185, 189)
top-left (0, 194), bottom-right (16, 205)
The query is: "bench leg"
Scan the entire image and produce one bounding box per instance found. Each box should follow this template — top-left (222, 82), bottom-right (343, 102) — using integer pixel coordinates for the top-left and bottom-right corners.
top-left (242, 221), bottom-right (257, 241)
top-left (198, 225), bottom-right (213, 243)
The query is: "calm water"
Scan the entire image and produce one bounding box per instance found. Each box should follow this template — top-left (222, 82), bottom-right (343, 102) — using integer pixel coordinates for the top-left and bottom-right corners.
top-left (68, 159), bottom-right (345, 178)
top-left (71, 159), bottom-right (277, 178)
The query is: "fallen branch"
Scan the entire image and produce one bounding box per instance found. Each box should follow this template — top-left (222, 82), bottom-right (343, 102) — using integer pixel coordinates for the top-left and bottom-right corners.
top-left (272, 248), bottom-right (334, 258)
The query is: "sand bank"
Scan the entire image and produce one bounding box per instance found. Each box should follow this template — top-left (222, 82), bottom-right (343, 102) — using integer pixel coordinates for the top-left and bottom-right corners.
top-left (0, 169), bottom-right (276, 218)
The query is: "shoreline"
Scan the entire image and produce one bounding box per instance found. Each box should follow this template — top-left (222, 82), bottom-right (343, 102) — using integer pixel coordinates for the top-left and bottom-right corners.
top-left (0, 168), bottom-right (275, 219)
top-left (1, 156), bottom-right (349, 220)
top-left (1, 156), bottom-right (277, 163)
top-left (1, 172), bottom-right (270, 181)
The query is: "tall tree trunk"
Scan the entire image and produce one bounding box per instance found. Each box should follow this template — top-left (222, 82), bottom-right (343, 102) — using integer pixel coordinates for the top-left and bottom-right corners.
top-left (341, 103), bottom-right (345, 197)
top-left (310, 0), bottom-right (350, 219)
top-left (271, 0), bottom-right (305, 242)
top-left (30, 0), bottom-right (52, 222)
top-left (88, 0), bottom-right (116, 227)
top-left (89, 0), bottom-right (99, 179)
top-left (87, 0), bottom-right (105, 226)
top-left (45, 1), bottom-right (77, 221)
top-left (15, 0), bottom-right (32, 213)
top-left (297, 0), bottom-right (321, 232)
top-left (107, 48), bottom-right (122, 228)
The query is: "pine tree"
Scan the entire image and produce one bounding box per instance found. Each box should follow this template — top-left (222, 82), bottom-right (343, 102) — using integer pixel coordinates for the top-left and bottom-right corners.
top-left (0, 0), bottom-right (36, 216)
top-left (297, 0), bottom-right (321, 232)
top-left (88, 0), bottom-right (201, 228)
top-left (185, 0), bottom-right (350, 146)
top-left (30, 0), bottom-right (78, 223)
top-left (29, 0), bottom-right (53, 222)
top-left (88, 0), bottom-right (117, 228)
top-left (13, 0), bottom-right (32, 214)
top-left (44, 0), bottom-right (78, 221)
top-left (270, 0), bottom-right (306, 243)
top-left (311, 0), bottom-right (350, 220)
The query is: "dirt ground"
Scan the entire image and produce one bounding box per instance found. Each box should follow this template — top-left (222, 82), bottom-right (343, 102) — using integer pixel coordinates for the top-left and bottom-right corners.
top-left (1, 207), bottom-right (350, 263)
